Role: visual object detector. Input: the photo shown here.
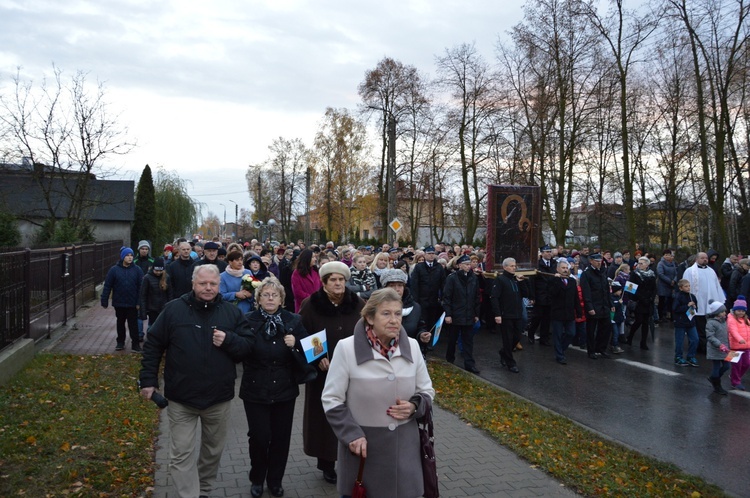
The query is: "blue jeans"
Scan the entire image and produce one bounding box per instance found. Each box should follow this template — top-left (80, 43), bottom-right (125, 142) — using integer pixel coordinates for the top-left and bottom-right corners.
top-left (611, 322), bottom-right (624, 347)
top-left (552, 320), bottom-right (575, 361)
top-left (711, 360), bottom-right (729, 378)
top-left (674, 326), bottom-right (698, 359)
top-left (574, 321), bottom-right (586, 346)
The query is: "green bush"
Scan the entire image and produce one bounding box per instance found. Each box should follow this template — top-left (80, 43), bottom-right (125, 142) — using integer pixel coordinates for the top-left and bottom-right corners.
top-left (0, 210), bottom-right (21, 247)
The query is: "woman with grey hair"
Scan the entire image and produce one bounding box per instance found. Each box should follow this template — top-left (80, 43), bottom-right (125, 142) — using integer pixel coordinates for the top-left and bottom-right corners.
top-left (322, 288), bottom-right (435, 497)
top-left (240, 277), bottom-right (309, 498)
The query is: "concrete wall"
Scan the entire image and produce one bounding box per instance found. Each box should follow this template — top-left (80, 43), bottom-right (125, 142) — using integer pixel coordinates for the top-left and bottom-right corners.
top-left (0, 339), bottom-right (34, 386)
top-left (16, 219), bottom-right (130, 247)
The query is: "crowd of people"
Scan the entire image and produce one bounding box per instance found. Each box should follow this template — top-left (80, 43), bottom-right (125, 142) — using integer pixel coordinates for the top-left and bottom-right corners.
top-left (96, 235), bottom-right (750, 497)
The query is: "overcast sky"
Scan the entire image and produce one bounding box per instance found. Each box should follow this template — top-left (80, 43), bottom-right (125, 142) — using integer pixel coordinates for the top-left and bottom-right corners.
top-left (0, 0), bottom-right (526, 222)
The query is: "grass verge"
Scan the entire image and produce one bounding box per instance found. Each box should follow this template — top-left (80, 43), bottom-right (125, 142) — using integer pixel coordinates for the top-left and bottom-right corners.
top-left (0, 353), bottom-right (160, 496)
top-left (428, 360), bottom-right (728, 497)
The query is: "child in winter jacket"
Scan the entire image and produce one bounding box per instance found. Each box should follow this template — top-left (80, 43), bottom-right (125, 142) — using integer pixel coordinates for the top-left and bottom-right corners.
top-left (727, 295), bottom-right (750, 390)
top-left (672, 279), bottom-right (699, 367)
top-left (705, 300), bottom-right (731, 395)
top-left (346, 255), bottom-right (378, 299)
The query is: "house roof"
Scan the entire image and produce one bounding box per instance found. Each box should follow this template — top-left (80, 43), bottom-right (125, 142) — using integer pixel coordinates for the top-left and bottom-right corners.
top-left (0, 164), bottom-right (134, 222)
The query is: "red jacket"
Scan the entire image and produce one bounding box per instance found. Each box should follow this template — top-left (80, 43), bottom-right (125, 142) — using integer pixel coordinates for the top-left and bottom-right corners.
top-left (575, 283), bottom-right (587, 323)
top-left (291, 267), bottom-right (322, 313)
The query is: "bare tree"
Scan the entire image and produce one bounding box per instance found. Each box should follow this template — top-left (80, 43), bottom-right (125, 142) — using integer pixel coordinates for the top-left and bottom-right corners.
top-left (435, 42), bottom-right (496, 242)
top-left (581, 0), bottom-right (660, 249)
top-left (311, 108), bottom-right (371, 243)
top-left (506, 0), bottom-right (601, 244)
top-left (267, 137), bottom-right (309, 241)
top-left (668, 0), bottom-right (750, 254)
top-left (0, 66), bottom-right (134, 240)
top-left (358, 58), bottom-right (422, 236)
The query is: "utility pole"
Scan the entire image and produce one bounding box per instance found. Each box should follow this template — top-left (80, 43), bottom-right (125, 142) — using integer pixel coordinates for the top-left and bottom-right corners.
top-left (387, 113), bottom-right (397, 246)
top-left (219, 203), bottom-right (226, 239)
top-left (305, 167), bottom-right (311, 243)
top-left (257, 174), bottom-right (262, 240)
top-left (229, 200), bottom-right (238, 240)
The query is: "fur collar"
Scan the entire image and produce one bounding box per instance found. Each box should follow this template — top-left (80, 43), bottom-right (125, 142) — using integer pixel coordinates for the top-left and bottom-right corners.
top-left (309, 287), bottom-right (361, 315)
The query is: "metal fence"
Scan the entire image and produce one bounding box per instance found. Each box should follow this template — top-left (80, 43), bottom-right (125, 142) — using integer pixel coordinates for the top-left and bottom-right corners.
top-left (0, 241), bottom-right (121, 350)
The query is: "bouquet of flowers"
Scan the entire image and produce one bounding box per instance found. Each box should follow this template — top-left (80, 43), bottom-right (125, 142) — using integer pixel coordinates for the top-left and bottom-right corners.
top-left (241, 274), bottom-right (262, 292)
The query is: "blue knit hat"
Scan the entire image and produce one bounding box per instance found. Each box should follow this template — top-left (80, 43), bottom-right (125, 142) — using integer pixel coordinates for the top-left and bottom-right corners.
top-left (120, 247), bottom-right (134, 260)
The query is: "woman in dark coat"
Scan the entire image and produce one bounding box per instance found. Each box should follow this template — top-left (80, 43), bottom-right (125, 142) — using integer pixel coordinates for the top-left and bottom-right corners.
top-left (298, 261), bottom-right (365, 485)
top-left (626, 257), bottom-right (658, 349)
top-left (240, 277), bottom-right (308, 498)
top-left (139, 257), bottom-right (173, 327)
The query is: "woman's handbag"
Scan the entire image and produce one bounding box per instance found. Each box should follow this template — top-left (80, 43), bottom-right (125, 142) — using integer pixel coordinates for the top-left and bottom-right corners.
top-left (418, 398), bottom-right (439, 498)
top-left (351, 456), bottom-right (367, 498)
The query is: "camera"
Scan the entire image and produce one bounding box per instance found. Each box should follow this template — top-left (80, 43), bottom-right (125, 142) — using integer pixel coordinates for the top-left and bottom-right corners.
top-left (137, 380), bottom-right (169, 408)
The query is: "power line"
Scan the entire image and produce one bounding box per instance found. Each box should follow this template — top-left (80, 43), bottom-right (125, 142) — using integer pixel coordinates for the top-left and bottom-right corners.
top-left (190, 190), bottom-right (247, 197)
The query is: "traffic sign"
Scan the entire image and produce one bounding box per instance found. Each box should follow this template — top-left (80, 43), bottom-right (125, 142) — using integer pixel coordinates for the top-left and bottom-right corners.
top-left (389, 218), bottom-right (402, 233)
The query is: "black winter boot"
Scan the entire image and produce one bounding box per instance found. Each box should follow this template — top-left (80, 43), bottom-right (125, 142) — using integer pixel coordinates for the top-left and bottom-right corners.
top-left (708, 376), bottom-right (728, 395)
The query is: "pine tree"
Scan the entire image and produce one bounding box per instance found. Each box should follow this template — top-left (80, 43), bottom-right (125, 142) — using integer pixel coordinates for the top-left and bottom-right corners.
top-left (131, 164), bottom-right (156, 248)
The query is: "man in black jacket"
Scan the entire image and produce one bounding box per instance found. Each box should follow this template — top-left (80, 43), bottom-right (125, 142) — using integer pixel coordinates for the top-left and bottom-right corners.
top-left (527, 245), bottom-right (554, 345)
top-left (139, 265), bottom-right (252, 498)
top-left (491, 258), bottom-right (531, 373)
top-left (579, 253), bottom-right (614, 359)
top-left (442, 255), bottom-right (481, 374)
top-left (167, 241), bottom-right (197, 298)
top-left (548, 260), bottom-right (582, 364)
top-left (410, 245), bottom-right (446, 331)
top-left (193, 241), bottom-right (228, 272)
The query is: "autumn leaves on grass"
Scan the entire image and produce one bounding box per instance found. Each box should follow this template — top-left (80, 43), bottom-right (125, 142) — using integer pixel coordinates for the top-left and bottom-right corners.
top-left (428, 361), bottom-right (727, 497)
top-left (0, 354), bottom-right (159, 496)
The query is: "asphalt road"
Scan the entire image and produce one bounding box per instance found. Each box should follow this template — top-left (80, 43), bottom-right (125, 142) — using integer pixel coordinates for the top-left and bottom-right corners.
top-left (433, 323), bottom-right (750, 498)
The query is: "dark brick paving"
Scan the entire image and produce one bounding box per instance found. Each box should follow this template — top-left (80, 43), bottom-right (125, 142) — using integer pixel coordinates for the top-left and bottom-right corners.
top-left (47, 304), bottom-right (577, 497)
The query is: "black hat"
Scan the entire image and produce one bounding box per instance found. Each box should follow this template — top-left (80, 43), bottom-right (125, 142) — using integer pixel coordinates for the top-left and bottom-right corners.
top-left (204, 241), bottom-right (220, 250)
top-left (217, 247), bottom-right (227, 256)
top-left (152, 257), bottom-right (165, 271)
top-left (456, 255), bottom-right (471, 265)
top-left (589, 253), bottom-right (603, 261)
top-left (541, 244), bottom-right (552, 252)
top-left (424, 245), bottom-right (435, 253)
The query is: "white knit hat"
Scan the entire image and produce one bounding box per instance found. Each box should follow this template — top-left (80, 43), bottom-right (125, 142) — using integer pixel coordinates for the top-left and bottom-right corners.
top-left (319, 261), bottom-right (351, 281)
top-left (707, 300), bottom-right (726, 316)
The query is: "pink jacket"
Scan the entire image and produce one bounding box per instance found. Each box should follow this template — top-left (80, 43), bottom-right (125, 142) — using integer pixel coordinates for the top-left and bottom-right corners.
top-left (727, 313), bottom-right (750, 350)
top-left (291, 267), bottom-right (322, 313)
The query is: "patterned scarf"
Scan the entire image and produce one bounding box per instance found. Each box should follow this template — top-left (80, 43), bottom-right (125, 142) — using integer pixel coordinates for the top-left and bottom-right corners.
top-left (365, 323), bottom-right (399, 360)
top-left (259, 308), bottom-right (285, 338)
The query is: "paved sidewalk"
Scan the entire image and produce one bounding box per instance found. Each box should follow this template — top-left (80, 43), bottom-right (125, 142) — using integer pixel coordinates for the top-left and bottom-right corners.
top-left (48, 304), bottom-right (577, 498)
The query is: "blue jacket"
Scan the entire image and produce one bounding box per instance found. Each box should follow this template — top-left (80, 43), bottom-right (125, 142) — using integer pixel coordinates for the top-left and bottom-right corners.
top-left (101, 261), bottom-right (144, 308)
top-left (656, 257), bottom-right (677, 297)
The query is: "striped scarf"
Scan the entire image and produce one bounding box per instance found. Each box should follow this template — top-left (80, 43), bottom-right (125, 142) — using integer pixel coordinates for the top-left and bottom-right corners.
top-left (365, 323), bottom-right (398, 360)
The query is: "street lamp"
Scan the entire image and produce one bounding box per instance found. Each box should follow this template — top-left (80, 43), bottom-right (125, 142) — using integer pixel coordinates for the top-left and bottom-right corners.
top-left (219, 203), bottom-right (226, 240)
top-left (228, 200), bottom-right (239, 240)
top-left (253, 219), bottom-right (277, 245)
